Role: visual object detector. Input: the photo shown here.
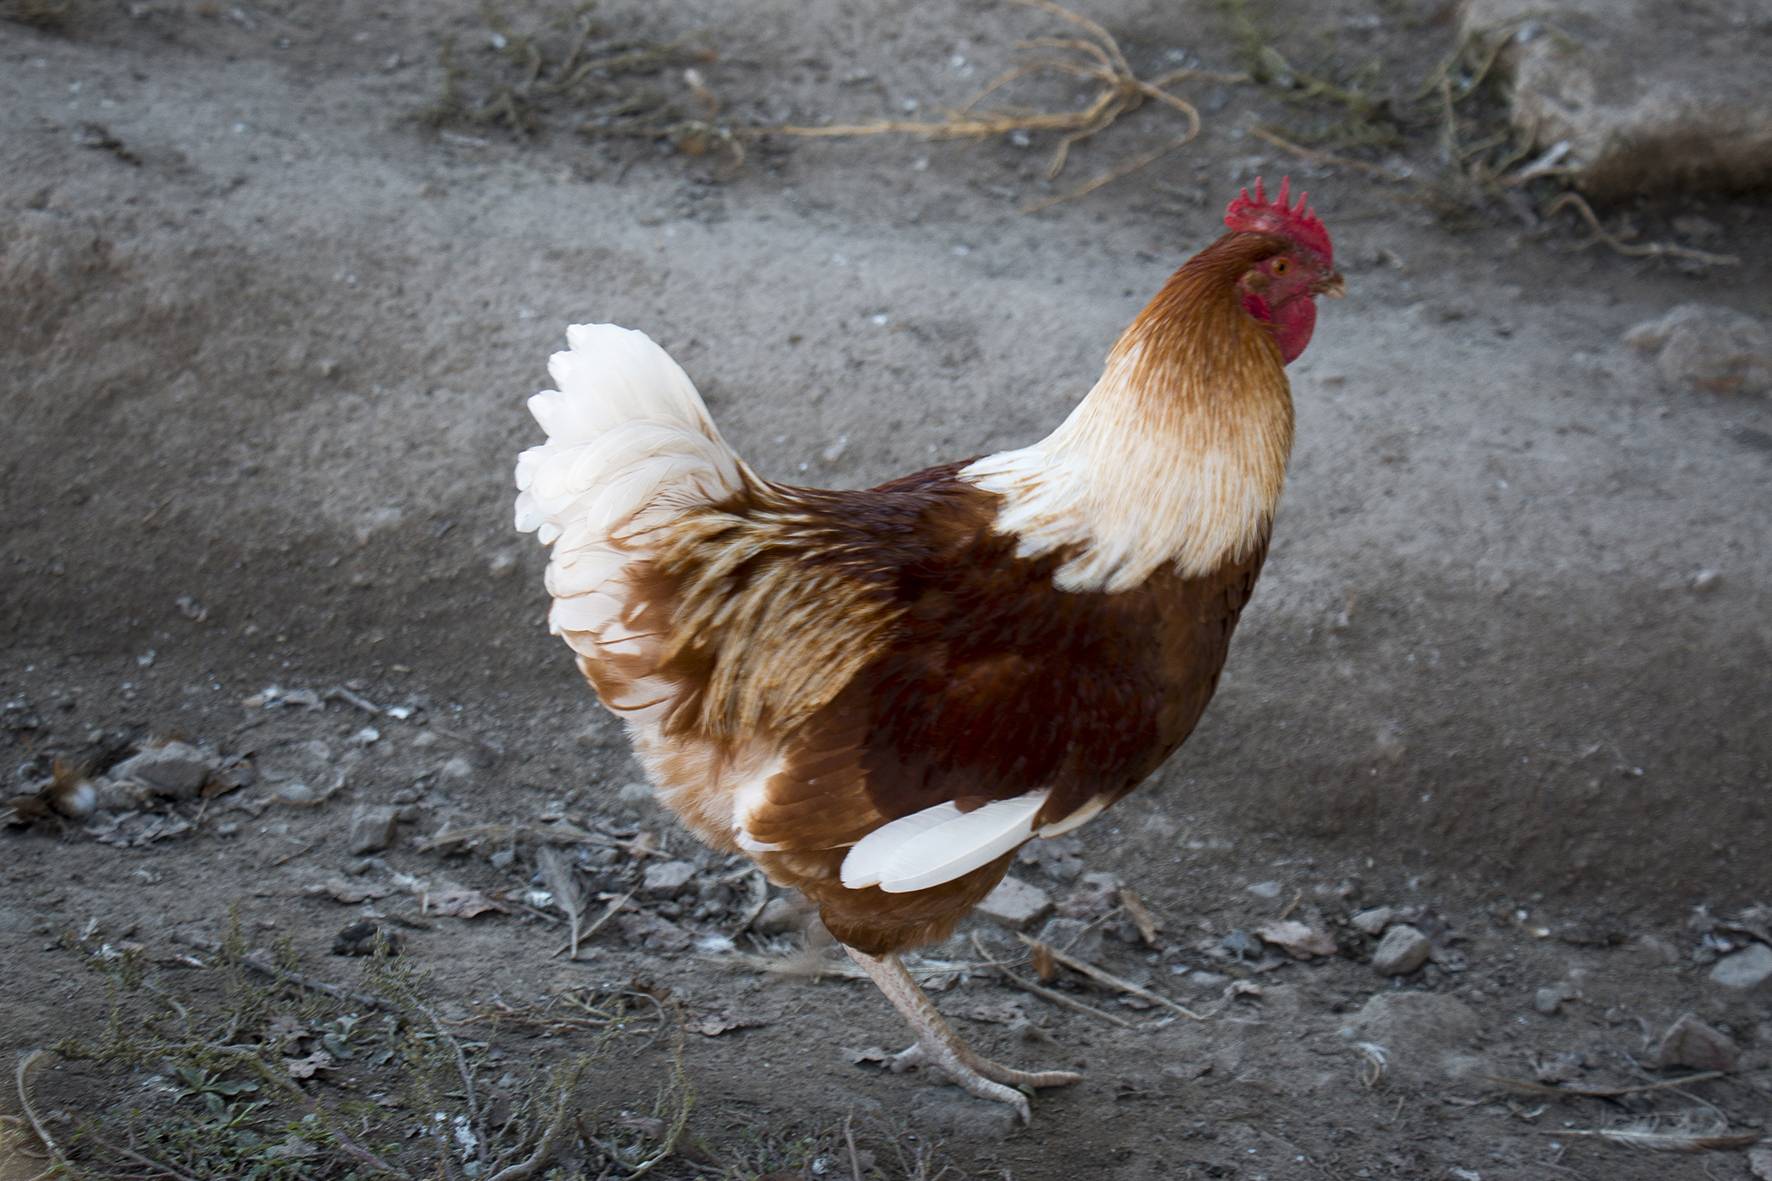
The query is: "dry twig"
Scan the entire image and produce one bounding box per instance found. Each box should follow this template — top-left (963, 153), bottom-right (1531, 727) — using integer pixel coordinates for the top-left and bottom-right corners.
top-left (1482, 1071), bottom-right (1725, 1099)
top-left (1017, 932), bottom-right (1204, 1020)
top-left (15, 1050), bottom-right (76, 1180)
top-left (750, 0), bottom-right (1242, 211)
top-left (1547, 1122), bottom-right (1760, 1152)
top-left (1544, 192), bottom-right (1740, 267)
top-left (968, 933), bottom-right (1136, 1029)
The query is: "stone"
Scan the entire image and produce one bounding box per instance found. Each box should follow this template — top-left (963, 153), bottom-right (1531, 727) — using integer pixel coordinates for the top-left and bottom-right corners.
top-left (641, 859), bottom-right (696, 898)
top-left (1532, 987), bottom-right (1565, 1016)
top-left (112, 741), bottom-right (216, 798)
top-left (1351, 906), bottom-right (1394, 936)
top-left (976, 876), bottom-right (1052, 929)
top-left (1246, 879), bottom-right (1283, 899)
top-left (1462, 0), bottom-right (1772, 196)
top-left (752, 895), bottom-right (804, 936)
top-left (1653, 1013), bottom-right (1738, 1072)
top-left (1709, 943), bottom-right (1772, 990)
top-left (1340, 991), bottom-right (1485, 1086)
top-left (274, 781), bottom-right (316, 805)
top-left (438, 756), bottom-right (474, 784)
top-left (347, 805), bottom-right (400, 854)
top-left (1624, 303), bottom-right (1771, 397)
top-left (1033, 916), bottom-right (1102, 966)
top-left (1372, 925), bottom-right (1431, 976)
top-left (1255, 919), bottom-right (1337, 959)
top-left (907, 1085), bottom-right (1020, 1141)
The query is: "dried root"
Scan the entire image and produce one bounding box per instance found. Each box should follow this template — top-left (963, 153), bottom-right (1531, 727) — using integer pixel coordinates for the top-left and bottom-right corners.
top-left (747, 0), bottom-right (1245, 211)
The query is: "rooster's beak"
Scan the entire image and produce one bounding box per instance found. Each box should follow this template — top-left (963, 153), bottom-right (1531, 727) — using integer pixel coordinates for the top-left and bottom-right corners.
top-left (1316, 271), bottom-right (1346, 300)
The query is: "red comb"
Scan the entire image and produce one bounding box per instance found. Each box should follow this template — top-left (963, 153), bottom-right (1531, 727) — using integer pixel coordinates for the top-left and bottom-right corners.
top-left (1224, 176), bottom-right (1332, 262)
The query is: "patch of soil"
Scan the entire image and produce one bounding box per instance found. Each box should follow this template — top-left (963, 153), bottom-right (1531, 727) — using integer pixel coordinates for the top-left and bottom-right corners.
top-left (2, 1), bottom-right (1769, 1177)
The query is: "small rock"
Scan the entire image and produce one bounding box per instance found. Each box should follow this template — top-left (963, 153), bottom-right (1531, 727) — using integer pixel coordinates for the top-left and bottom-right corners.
top-left (1220, 929), bottom-right (1261, 961)
top-left (616, 781), bottom-right (653, 804)
top-left (1748, 1144), bottom-right (1772, 1181)
top-left (1653, 1013), bottom-right (1738, 1072)
top-left (642, 859), bottom-right (696, 898)
top-left (1708, 943), bottom-right (1772, 990)
top-left (1351, 906), bottom-right (1394, 936)
top-left (1034, 916), bottom-right (1102, 965)
top-left (112, 741), bottom-right (216, 798)
top-left (907, 1085), bottom-right (1020, 1141)
top-left (1056, 871), bottom-right (1120, 918)
top-left (347, 805), bottom-right (400, 854)
top-left (438, 756), bottom-right (474, 784)
top-left (752, 895), bottom-right (804, 936)
top-left (1340, 991), bottom-right (1485, 1086)
top-left (487, 550), bottom-right (518, 578)
top-left (976, 876), bottom-right (1052, 929)
top-left (1625, 303), bottom-right (1771, 396)
top-left (1688, 568), bottom-right (1720, 593)
top-left (332, 920), bottom-right (400, 957)
top-left (274, 781), bottom-right (316, 805)
top-left (1372, 925), bottom-right (1431, 976)
top-left (1255, 919), bottom-right (1337, 959)
top-left (1533, 987), bottom-right (1565, 1015)
top-left (1246, 879), bottom-right (1283, 899)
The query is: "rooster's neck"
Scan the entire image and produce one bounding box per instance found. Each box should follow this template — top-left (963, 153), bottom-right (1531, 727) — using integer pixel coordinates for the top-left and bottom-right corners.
top-left (962, 240), bottom-right (1295, 593)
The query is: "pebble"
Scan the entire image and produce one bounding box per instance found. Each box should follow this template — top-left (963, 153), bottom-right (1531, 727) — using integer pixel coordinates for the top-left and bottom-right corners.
top-left (347, 805), bottom-right (400, 854)
top-left (907, 1085), bottom-right (1020, 1141)
top-left (438, 756), bottom-right (473, 784)
top-left (1034, 916), bottom-right (1102, 965)
top-left (641, 859), bottom-right (696, 898)
top-left (1653, 1013), bottom-right (1738, 1072)
top-left (274, 781), bottom-right (316, 805)
top-left (1246, 879), bottom-right (1283, 899)
top-left (752, 895), bottom-right (803, 936)
top-left (1339, 991), bottom-right (1484, 1086)
top-left (112, 741), bottom-right (217, 798)
top-left (1708, 943), bottom-right (1772, 990)
top-left (1372, 925), bottom-right (1431, 976)
top-left (976, 876), bottom-right (1052, 929)
top-left (1351, 906), bottom-right (1394, 936)
top-left (1532, 986), bottom-right (1566, 1015)
top-left (1624, 303), bottom-right (1771, 397)
top-left (332, 920), bottom-right (400, 957)
top-left (616, 781), bottom-right (653, 804)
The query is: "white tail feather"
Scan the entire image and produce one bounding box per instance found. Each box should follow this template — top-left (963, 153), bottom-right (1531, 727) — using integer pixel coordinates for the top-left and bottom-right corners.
top-left (515, 324), bottom-right (747, 695)
top-left (840, 791), bottom-right (1049, 893)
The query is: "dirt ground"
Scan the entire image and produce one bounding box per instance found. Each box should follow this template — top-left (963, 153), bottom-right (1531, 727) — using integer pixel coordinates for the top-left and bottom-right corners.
top-left (2, 1), bottom-right (1769, 1178)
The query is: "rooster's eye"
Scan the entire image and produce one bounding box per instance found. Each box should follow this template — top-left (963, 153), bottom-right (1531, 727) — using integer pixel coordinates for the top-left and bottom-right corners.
top-left (1271, 258), bottom-right (1291, 276)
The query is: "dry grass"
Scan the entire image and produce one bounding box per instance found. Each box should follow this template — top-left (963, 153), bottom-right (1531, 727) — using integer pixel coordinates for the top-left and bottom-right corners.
top-left (12, 914), bottom-right (972, 1180)
top-left (18, 915), bottom-right (687, 1180)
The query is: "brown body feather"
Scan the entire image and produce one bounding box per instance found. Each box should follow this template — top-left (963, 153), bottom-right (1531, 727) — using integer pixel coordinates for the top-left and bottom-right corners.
top-left (562, 231), bottom-right (1294, 956)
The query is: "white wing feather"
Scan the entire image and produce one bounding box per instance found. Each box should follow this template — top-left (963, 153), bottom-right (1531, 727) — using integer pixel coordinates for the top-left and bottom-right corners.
top-left (840, 791), bottom-right (1050, 893)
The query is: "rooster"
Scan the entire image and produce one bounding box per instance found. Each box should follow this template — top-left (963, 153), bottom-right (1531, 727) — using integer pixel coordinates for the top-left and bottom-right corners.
top-left (514, 179), bottom-right (1341, 1120)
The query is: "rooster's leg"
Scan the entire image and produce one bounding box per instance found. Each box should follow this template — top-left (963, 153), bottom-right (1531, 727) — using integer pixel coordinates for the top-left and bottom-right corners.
top-left (844, 946), bottom-right (1081, 1122)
